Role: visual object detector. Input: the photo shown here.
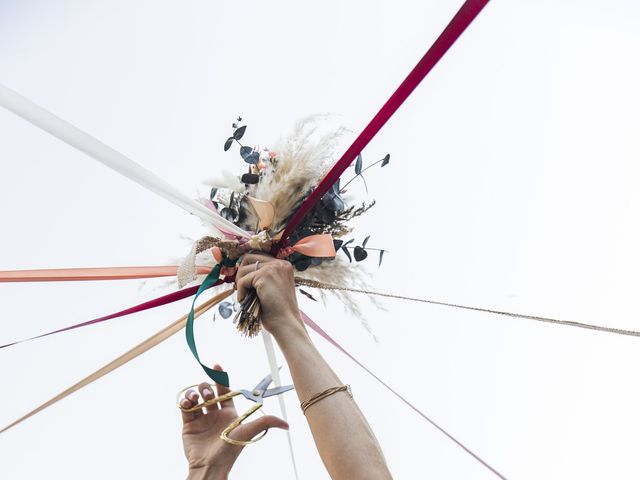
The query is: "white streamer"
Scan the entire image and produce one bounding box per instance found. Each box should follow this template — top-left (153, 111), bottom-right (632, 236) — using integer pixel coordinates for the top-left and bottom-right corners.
top-left (0, 83), bottom-right (249, 238)
top-left (262, 331), bottom-right (299, 480)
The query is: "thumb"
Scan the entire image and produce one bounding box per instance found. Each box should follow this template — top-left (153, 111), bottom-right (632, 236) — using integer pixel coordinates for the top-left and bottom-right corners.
top-left (235, 415), bottom-right (289, 442)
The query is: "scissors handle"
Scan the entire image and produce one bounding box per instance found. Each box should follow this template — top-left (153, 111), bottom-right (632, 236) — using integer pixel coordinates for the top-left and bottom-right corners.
top-left (176, 384), bottom-right (241, 413)
top-left (220, 402), bottom-right (267, 446)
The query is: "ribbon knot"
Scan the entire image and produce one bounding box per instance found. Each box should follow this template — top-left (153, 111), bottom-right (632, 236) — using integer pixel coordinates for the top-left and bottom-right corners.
top-left (276, 234), bottom-right (336, 259)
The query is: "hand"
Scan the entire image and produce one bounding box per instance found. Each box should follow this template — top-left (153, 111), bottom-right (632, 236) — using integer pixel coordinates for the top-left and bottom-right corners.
top-left (235, 253), bottom-right (305, 338)
top-left (180, 364), bottom-right (289, 480)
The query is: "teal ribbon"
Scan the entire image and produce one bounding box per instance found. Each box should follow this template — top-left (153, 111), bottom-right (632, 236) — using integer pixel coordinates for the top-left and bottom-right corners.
top-left (185, 259), bottom-right (235, 387)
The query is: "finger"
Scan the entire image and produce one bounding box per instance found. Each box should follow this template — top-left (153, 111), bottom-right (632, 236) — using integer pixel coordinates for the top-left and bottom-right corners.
top-left (180, 389), bottom-right (203, 423)
top-left (236, 262), bottom-right (264, 279)
top-left (236, 270), bottom-right (259, 303)
top-left (234, 415), bottom-right (289, 442)
top-left (236, 254), bottom-right (276, 281)
top-left (212, 364), bottom-right (235, 409)
top-left (239, 252), bottom-right (276, 269)
top-left (198, 382), bottom-right (218, 412)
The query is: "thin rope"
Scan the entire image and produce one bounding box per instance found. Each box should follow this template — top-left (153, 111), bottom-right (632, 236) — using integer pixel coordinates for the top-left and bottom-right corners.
top-left (295, 277), bottom-right (640, 339)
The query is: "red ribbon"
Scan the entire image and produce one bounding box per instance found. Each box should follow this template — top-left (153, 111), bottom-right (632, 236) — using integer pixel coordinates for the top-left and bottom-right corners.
top-left (276, 0), bottom-right (490, 250)
top-left (0, 279), bottom-right (230, 349)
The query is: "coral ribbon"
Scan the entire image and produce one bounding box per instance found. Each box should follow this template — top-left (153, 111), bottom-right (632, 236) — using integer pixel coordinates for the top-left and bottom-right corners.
top-left (277, 234), bottom-right (336, 259)
top-left (0, 266), bottom-right (211, 282)
top-left (277, 0), bottom-right (490, 248)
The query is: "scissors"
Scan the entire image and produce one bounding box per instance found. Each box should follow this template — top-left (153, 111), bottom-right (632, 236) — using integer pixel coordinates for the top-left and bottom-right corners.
top-left (177, 371), bottom-right (294, 446)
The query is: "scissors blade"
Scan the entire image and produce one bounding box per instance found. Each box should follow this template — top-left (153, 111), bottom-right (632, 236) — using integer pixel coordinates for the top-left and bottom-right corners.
top-left (253, 366), bottom-right (282, 392)
top-left (252, 372), bottom-right (273, 392)
top-left (262, 385), bottom-right (294, 398)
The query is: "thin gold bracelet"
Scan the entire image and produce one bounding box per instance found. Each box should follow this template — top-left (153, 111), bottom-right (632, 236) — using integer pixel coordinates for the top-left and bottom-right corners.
top-left (300, 384), bottom-right (352, 414)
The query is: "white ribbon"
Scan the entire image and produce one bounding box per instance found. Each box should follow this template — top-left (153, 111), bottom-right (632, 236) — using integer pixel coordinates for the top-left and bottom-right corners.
top-left (262, 331), bottom-right (300, 480)
top-left (0, 83), bottom-right (249, 238)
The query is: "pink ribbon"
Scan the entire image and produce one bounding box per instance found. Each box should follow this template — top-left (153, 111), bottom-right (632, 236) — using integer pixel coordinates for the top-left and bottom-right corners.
top-left (300, 310), bottom-right (506, 479)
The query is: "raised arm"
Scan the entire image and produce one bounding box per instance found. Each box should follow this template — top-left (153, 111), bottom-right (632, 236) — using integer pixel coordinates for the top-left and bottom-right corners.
top-left (236, 253), bottom-right (393, 480)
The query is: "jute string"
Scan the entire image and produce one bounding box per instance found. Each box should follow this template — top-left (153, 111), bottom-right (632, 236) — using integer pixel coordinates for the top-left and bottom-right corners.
top-left (295, 277), bottom-right (640, 339)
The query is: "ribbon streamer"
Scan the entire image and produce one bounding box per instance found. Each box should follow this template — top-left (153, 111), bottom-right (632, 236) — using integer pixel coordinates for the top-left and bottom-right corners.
top-left (278, 0), bottom-right (490, 246)
top-left (300, 310), bottom-right (507, 480)
top-left (0, 83), bottom-right (249, 239)
top-left (0, 284), bottom-right (203, 349)
top-left (262, 331), bottom-right (300, 480)
top-left (185, 264), bottom-right (231, 386)
top-left (0, 289), bottom-right (232, 434)
top-left (0, 265), bottom-right (210, 282)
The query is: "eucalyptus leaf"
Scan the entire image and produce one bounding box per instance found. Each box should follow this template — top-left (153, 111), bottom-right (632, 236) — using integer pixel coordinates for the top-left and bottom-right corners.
top-left (218, 302), bottom-right (233, 319)
top-left (294, 257), bottom-right (312, 271)
top-left (332, 179), bottom-right (340, 195)
top-left (381, 154), bottom-right (390, 167)
top-left (240, 145), bottom-right (253, 160)
top-left (333, 239), bottom-right (344, 250)
top-left (232, 123), bottom-right (237, 128)
top-left (343, 238), bottom-right (355, 248)
top-left (224, 137), bottom-right (234, 151)
top-left (233, 125), bottom-right (247, 140)
top-left (321, 191), bottom-right (345, 212)
top-left (241, 173), bottom-right (260, 184)
top-left (246, 151), bottom-right (260, 164)
top-left (355, 153), bottom-right (363, 175)
top-left (362, 235), bottom-right (370, 248)
top-left (237, 116), bottom-right (242, 121)
top-left (316, 204), bottom-right (336, 224)
top-left (209, 187), bottom-right (218, 200)
top-left (342, 246), bottom-right (352, 262)
top-left (354, 246), bottom-right (368, 262)
top-left (299, 289), bottom-right (317, 302)
top-left (378, 250), bottom-right (385, 267)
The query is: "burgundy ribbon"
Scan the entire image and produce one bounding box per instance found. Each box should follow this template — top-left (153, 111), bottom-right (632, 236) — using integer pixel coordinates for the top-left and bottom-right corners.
top-left (277, 0), bottom-right (490, 248)
top-left (0, 282), bottom-right (225, 349)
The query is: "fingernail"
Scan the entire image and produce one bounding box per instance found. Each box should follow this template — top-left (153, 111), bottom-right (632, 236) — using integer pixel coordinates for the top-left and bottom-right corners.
top-left (203, 388), bottom-right (212, 397)
top-left (180, 399), bottom-right (190, 408)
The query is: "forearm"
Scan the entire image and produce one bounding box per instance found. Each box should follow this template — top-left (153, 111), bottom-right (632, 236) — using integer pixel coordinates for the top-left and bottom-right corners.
top-left (273, 315), bottom-right (392, 480)
top-left (187, 465), bottom-right (228, 480)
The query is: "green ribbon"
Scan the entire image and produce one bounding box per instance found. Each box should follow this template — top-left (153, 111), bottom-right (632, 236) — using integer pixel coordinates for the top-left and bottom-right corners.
top-left (185, 258), bottom-right (236, 387)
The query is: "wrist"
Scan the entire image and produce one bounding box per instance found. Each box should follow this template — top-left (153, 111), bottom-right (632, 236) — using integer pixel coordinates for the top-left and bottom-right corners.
top-left (269, 313), bottom-right (310, 346)
top-left (188, 465), bottom-right (229, 480)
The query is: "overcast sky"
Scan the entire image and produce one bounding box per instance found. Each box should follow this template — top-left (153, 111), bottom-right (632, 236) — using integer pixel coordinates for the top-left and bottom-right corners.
top-left (1, 1), bottom-right (640, 479)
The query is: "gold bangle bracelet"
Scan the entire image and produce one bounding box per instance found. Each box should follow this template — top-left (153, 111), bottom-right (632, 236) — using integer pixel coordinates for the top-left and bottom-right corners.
top-left (300, 384), bottom-right (352, 414)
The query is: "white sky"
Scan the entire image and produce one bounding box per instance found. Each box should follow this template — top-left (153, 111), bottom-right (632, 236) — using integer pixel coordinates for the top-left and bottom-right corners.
top-left (1, 0), bottom-right (640, 478)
